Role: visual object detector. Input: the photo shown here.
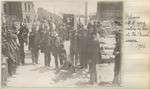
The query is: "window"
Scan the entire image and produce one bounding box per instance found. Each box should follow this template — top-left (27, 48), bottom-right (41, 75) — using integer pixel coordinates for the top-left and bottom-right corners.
top-left (3, 3), bottom-right (7, 14)
top-left (25, 3), bottom-right (27, 11)
top-left (28, 4), bottom-right (30, 11)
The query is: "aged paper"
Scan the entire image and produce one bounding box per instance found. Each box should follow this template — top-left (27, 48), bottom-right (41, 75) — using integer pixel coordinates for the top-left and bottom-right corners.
top-left (0, 0), bottom-right (150, 89)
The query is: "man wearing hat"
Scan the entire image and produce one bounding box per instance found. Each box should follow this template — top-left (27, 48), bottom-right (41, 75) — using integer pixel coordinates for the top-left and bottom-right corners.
top-left (29, 25), bottom-right (39, 65)
top-left (18, 27), bottom-right (25, 65)
top-left (112, 32), bottom-right (122, 84)
top-left (89, 32), bottom-right (100, 84)
top-left (70, 28), bottom-right (78, 67)
top-left (43, 30), bottom-right (52, 67)
top-left (22, 24), bottom-right (29, 45)
top-left (78, 28), bottom-right (87, 69)
top-left (52, 31), bottom-right (64, 68)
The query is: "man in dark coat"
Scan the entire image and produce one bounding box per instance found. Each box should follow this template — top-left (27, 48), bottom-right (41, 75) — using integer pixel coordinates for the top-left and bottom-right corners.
top-left (78, 28), bottom-right (87, 69)
top-left (70, 29), bottom-right (79, 67)
top-left (17, 27), bottom-right (25, 65)
top-left (86, 28), bottom-right (93, 73)
top-left (89, 32), bottom-right (101, 84)
top-left (22, 24), bottom-right (29, 45)
top-left (52, 32), bottom-right (64, 68)
top-left (29, 25), bottom-right (39, 65)
top-left (112, 33), bottom-right (122, 84)
top-left (38, 24), bottom-right (52, 67)
top-left (43, 31), bottom-right (52, 67)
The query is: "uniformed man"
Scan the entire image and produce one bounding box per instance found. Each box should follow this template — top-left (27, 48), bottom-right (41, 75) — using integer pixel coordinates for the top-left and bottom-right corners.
top-left (70, 28), bottom-right (78, 67)
top-left (87, 19), bottom-right (93, 30)
top-left (43, 31), bottom-right (52, 67)
top-left (17, 26), bottom-right (25, 65)
top-left (89, 32), bottom-right (100, 84)
top-left (93, 21), bottom-right (98, 34)
top-left (61, 23), bottom-right (66, 41)
top-left (22, 24), bottom-right (29, 45)
top-left (112, 32), bottom-right (122, 84)
top-left (86, 27), bottom-right (93, 73)
top-left (97, 21), bottom-right (101, 30)
top-left (29, 25), bottom-right (39, 65)
top-left (66, 25), bottom-right (71, 40)
top-left (78, 28), bottom-right (87, 69)
top-left (52, 32), bottom-right (64, 68)
top-left (38, 24), bottom-right (52, 67)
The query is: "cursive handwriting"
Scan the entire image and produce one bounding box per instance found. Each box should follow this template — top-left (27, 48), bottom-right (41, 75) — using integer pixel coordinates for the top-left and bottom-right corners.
top-left (125, 14), bottom-right (149, 50)
top-left (136, 43), bottom-right (145, 50)
top-left (138, 31), bottom-right (150, 37)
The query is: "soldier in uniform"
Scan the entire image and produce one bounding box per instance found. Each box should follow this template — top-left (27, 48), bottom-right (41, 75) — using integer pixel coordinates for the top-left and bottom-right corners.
top-left (112, 32), bottom-right (122, 84)
top-left (61, 23), bottom-right (66, 41)
top-left (29, 25), bottom-right (39, 65)
top-left (39, 24), bottom-right (52, 67)
top-left (70, 28), bottom-right (78, 67)
top-left (52, 32), bottom-right (64, 68)
top-left (97, 20), bottom-right (101, 30)
top-left (22, 24), bottom-right (29, 45)
top-left (17, 25), bottom-right (25, 65)
top-left (43, 31), bottom-right (52, 67)
top-left (89, 32), bottom-right (100, 84)
top-left (78, 28), bottom-right (87, 69)
top-left (86, 25), bottom-right (93, 73)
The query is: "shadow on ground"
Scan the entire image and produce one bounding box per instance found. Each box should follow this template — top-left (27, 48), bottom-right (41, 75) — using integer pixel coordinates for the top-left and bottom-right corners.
top-left (30, 66), bottom-right (55, 73)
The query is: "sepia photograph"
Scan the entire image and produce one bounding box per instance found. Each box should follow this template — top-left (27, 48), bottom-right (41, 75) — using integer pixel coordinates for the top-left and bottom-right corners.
top-left (1, 0), bottom-right (123, 87)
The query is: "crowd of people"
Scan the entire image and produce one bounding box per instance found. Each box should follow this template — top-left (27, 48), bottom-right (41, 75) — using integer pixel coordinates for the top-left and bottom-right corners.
top-left (1, 18), bottom-right (122, 86)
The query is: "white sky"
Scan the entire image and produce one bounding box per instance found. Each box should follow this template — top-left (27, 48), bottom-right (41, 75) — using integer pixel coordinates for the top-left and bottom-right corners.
top-left (33, 1), bottom-right (97, 16)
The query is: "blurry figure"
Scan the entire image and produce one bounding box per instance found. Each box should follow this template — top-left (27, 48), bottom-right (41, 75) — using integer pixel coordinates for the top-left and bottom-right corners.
top-left (89, 32), bottom-right (101, 84)
top-left (2, 28), bottom-right (19, 76)
top-left (29, 25), bottom-right (39, 65)
top-left (54, 50), bottom-right (75, 82)
top-left (86, 28), bottom-right (93, 73)
top-left (43, 31), bottom-right (52, 67)
top-left (22, 24), bottom-right (29, 45)
top-left (2, 23), bottom-right (8, 34)
top-left (70, 28), bottom-right (79, 67)
top-left (66, 25), bottom-right (71, 40)
top-left (115, 29), bottom-right (122, 42)
top-left (11, 22), bottom-right (18, 35)
top-left (52, 32), bottom-right (64, 68)
top-left (112, 32), bottom-right (122, 85)
top-left (17, 27), bottom-right (25, 65)
top-left (87, 19), bottom-right (93, 30)
top-left (97, 21), bottom-right (101, 29)
top-left (38, 23), bottom-right (52, 67)
top-left (62, 23), bottom-right (67, 41)
top-left (78, 29), bottom-right (87, 69)
top-left (93, 21), bottom-right (97, 34)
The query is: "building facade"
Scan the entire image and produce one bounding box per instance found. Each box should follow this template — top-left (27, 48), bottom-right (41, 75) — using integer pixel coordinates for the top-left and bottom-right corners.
top-left (2, 1), bottom-right (35, 23)
top-left (97, 2), bottom-right (123, 21)
top-left (37, 7), bottom-right (61, 21)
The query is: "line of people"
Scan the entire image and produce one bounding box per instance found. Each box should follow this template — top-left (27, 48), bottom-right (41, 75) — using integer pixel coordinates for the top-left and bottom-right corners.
top-left (69, 20), bottom-right (122, 84)
top-left (1, 19), bottom-right (122, 85)
top-left (1, 22), bottom-right (23, 86)
top-left (69, 21), bottom-right (103, 84)
top-left (29, 22), bottom-right (66, 68)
